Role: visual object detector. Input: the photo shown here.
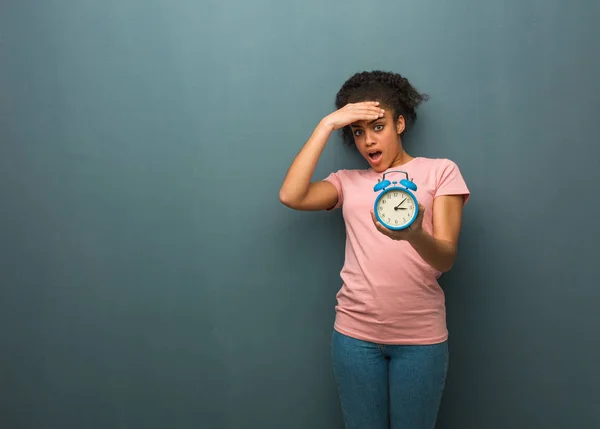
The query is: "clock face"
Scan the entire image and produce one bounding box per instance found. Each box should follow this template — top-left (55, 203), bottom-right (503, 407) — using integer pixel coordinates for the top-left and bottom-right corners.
top-left (376, 188), bottom-right (417, 229)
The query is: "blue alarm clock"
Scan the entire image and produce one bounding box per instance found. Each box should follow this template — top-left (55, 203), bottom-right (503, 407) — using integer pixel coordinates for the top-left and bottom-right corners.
top-left (373, 170), bottom-right (419, 230)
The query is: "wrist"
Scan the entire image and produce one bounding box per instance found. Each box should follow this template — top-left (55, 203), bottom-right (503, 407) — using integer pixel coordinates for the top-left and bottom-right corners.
top-left (407, 226), bottom-right (427, 246)
top-left (319, 117), bottom-right (336, 132)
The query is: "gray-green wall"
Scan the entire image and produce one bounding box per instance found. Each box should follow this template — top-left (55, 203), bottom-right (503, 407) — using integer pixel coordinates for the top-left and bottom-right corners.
top-left (1, 1), bottom-right (599, 428)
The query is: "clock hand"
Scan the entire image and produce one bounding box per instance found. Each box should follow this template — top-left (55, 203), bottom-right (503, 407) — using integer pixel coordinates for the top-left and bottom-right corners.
top-left (394, 198), bottom-right (406, 209)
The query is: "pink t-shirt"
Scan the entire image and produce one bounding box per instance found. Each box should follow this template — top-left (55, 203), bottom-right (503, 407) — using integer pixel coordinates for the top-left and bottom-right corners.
top-left (323, 156), bottom-right (470, 345)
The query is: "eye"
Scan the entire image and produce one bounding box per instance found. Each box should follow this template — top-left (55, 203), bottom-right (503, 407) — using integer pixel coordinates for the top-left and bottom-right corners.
top-left (374, 124), bottom-right (384, 131)
top-left (353, 129), bottom-right (363, 136)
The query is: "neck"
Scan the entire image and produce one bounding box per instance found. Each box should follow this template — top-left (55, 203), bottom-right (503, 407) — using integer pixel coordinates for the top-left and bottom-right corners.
top-left (389, 148), bottom-right (414, 168)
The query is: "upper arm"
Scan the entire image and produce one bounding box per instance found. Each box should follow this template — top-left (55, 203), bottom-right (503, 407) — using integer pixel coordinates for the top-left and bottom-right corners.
top-left (432, 158), bottom-right (470, 249)
top-left (432, 194), bottom-right (465, 250)
top-left (281, 180), bottom-right (339, 211)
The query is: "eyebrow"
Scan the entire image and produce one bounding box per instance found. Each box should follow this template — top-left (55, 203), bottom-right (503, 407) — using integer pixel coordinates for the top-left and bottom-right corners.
top-left (350, 118), bottom-right (384, 128)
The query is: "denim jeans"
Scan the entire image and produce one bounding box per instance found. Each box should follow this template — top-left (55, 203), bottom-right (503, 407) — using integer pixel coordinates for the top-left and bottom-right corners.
top-left (331, 329), bottom-right (448, 429)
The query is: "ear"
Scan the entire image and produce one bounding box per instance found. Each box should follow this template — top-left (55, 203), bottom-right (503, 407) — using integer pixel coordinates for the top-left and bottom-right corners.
top-left (396, 115), bottom-right (406, 135)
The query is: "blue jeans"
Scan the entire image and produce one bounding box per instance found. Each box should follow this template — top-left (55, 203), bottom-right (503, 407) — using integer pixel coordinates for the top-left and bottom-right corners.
top-left (331, 329), bottom-right (448, 429)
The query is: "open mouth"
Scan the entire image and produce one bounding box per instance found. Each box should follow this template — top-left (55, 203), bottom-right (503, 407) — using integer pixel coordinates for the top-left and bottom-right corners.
top-left (368, 151), bottom-right (383, 163)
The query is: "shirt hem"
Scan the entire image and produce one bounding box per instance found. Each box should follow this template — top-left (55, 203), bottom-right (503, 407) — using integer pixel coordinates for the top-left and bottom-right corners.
top-left (333, 321), bottom-right (449, 346)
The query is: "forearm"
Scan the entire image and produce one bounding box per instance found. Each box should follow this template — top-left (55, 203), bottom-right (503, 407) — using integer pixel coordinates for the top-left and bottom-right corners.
top-left (408, 228), bottom-right (457, 273)
top-left (279, 120), bottom-right (333, 203)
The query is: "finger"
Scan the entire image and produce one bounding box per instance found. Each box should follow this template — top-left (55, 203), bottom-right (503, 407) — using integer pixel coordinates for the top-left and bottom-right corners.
top-left (374, 222), bottom-right (388, 235)
top-left (354, 105), bottom-right (384, 112)
top-left (351, 101), bottom-right (380, 107)
top-left (370, 210), bottom-right (378, 224)
top-left (339, 104), bottom-right (385, 128)
top-left (349, 107), bottom-right (384, 116)
top-left (344, 103), bottom-right (384, 119)
top-left (370, 211), bottom-right (383, 229)
top-left (371, 211), bottom-right (391, 236)
top-left (356, 112), bottom-right (384, 121)
top-left (363, 108), bottom-right (386, 117)
top-left (351, 108), bottom-right (385, 120)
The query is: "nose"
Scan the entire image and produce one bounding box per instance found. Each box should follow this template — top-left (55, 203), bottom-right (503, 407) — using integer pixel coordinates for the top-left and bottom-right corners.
top-left (364, 129), bottom-right (376, 146)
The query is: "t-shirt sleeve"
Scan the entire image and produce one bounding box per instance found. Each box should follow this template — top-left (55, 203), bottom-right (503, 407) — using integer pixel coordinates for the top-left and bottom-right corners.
top-left (435, 159), bottom-right (470, 205)
top-left (323, 170), bottom-right (343, 210)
